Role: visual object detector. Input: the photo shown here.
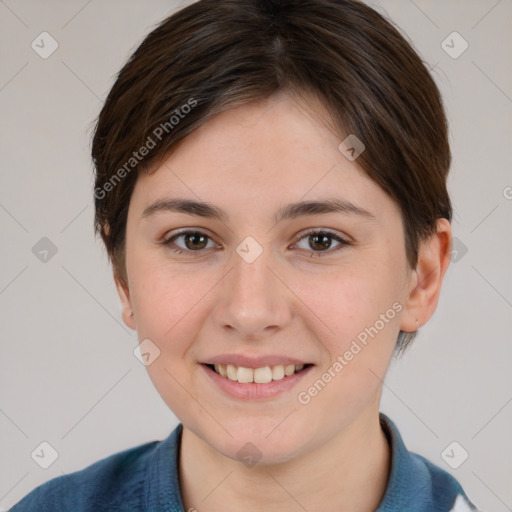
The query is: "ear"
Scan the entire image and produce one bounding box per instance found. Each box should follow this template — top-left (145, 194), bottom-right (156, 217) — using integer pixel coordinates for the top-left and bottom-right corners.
top-left (114, 273), bottom-right (136, 330)
top-left (400, 218), bottom-right (452, 332)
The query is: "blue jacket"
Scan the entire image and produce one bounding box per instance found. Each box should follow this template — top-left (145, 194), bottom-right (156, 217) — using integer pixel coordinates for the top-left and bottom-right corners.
top-left (9, 413), bottom-right (479, 511)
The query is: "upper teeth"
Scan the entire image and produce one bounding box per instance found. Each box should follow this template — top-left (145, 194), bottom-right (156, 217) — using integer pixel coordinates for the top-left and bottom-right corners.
top-left (213, 363), bottom-right (305, 383)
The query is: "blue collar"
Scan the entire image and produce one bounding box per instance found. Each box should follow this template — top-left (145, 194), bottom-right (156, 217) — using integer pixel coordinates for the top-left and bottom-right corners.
top-left (145, 413), bottom-right (472, 512)
top-left (376, 412), bottom-right (467, 511)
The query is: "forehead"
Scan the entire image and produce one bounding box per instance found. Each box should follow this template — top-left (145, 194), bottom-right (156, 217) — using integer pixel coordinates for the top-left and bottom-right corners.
top-left (129, 93), bottom-right (398, 223)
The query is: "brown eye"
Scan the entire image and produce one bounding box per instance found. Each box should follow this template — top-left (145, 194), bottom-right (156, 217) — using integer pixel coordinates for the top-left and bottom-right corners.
top-left (294, 229), bottom-right (350, 257)
top-left (163, 230), bottom-right (217, 255)
top-left (182, 232), bottom-right (208, 250)
top-left (309, 233), bottom-right (334, 251)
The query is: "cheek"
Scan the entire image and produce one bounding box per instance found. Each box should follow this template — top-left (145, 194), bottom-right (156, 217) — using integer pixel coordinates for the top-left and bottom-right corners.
top-left (293, 270), bottom-right (402, 421)
top-left (127, 260), bottom-right (206, 418)
top-left (293, 262), bottom-right (403, 346)
top-left (128, 247), bottom-right (206, 340)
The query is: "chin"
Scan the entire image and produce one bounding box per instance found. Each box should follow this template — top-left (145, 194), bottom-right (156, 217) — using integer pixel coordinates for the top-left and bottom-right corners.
top-left (203, 417), bottom-right (311, 466)
top-left (224, 437), bottom-right (303, 467)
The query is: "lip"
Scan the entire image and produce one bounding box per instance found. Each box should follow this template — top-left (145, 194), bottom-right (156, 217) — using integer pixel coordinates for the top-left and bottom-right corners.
top-left (202, 354), bottom-right (310, 369)
top-left (200, 362), bottom-right (314, 400)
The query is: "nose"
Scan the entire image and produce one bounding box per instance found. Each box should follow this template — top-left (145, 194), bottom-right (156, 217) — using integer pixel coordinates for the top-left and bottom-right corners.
top-left (212, 243), bottom-right (293, 340)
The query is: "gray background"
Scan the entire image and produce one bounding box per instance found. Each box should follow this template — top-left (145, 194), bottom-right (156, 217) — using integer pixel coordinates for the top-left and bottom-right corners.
top-left (1, 1), bottom-right (511, 510)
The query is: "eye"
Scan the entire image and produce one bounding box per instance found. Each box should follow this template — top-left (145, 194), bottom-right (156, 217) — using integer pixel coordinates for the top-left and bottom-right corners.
top-left (162, 228), bottom-right (351, 258)
top-left (162, 230), bottom-right (219, 256)
top-left (293, 229), bottom-right (351, 257)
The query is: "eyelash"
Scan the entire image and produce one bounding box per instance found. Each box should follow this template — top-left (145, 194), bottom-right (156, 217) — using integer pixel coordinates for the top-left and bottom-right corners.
top-left (161, 228), bottom-right (351, 258)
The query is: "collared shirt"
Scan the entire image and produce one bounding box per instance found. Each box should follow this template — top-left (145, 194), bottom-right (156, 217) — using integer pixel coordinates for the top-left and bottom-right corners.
top-left (9, 413), bottom-right (480, 511)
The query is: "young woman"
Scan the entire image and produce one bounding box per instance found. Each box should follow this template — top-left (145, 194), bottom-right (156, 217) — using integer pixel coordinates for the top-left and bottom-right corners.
top-left (11, 0), bottom-right (480, 510)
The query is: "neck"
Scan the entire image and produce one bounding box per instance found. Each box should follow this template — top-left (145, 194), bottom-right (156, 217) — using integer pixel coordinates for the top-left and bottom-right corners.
top-left (178, 408), bottom-right (391, 512)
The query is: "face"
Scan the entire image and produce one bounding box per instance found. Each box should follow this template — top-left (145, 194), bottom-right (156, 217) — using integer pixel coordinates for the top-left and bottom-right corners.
top-left (117, 91), bottom-right (418, 464)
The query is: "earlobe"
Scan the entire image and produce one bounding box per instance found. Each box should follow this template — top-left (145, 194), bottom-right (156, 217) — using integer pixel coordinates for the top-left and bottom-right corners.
top-left (114, 274), bottom-right (136, 330)
top-left (400, 219), bottom-right (452, 332)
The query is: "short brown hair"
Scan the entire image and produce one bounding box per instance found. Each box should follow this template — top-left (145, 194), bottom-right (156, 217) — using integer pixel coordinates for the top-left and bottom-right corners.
top-left (91, 0), bottom-right (452, 352)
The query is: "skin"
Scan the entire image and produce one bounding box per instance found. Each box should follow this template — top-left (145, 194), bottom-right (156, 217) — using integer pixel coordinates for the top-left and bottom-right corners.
top-left (114, 91), bottom-right (452, 512)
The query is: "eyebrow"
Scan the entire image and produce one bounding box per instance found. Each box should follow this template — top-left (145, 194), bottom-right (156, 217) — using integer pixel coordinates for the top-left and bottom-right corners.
top-left (141, 197), bottom-right (376, 223)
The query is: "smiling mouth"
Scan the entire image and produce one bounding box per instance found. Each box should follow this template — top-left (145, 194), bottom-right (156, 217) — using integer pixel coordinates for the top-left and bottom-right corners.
top-left (204, 363), bottom-right (312, 384)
